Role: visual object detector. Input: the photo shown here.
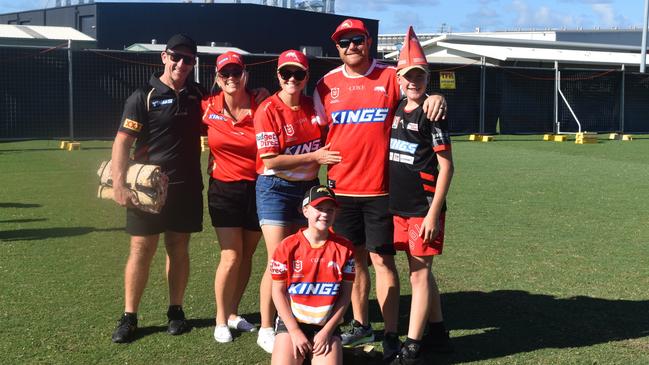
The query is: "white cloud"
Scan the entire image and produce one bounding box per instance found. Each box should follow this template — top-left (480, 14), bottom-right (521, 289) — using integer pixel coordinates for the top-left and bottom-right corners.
top-left (591, 4), bottom-right (615, 27)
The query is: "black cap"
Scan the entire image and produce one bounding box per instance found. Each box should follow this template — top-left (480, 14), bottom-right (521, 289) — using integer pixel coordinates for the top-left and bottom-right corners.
top-left (165, 34), bottom-right (197, 55)
top-left (303, 185), bottom-right (338, 207)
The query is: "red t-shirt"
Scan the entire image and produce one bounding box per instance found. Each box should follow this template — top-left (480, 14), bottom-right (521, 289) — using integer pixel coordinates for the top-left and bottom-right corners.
top-left (201, 92), bottom-right (257, 182)
top-left (314, 60), bottom-right (401, 196)
top-left (254, 93), bottom-right (322, 181)
top-left (270, 229), bottom-right (355, 325)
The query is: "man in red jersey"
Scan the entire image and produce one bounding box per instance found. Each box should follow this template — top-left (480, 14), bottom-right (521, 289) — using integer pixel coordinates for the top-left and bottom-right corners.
top-left (313, 19), bottom-right (447, 361)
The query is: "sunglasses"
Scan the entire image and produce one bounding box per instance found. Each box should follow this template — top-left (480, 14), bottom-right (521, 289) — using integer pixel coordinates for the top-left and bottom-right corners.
top-left (166, 51), bottom-right (196, 65)
top-left (337, 35), bottom-right (366, 49)
top-left (218, 69), bottom-right (244, 79)
top-left (278, 68), bottom-right (307, 81)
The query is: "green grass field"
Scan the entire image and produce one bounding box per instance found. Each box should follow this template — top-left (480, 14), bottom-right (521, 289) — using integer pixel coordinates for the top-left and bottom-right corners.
top-left (1, 136), bottom-right (648, 364)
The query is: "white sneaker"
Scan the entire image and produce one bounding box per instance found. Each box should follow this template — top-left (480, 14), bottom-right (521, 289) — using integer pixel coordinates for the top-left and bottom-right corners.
top-left (214, 324), bottom-right (233, 343)
top-left (257, 327), bottom-right (276, 353)
top-left (228, 316), bottom-right (257, 332)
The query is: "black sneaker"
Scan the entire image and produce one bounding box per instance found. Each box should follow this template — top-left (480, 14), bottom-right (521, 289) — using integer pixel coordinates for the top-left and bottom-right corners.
top-left (112, 314), bottom-right (137, 343)
top-left (167, 306), bottom-right (189, 336)
top-left (382, 332), bottom-right (401, 362)
top-left (424, 330), bottom-right (454, 353)
top-left (390, 343), bottom-right (424, 365)
top-left (341, 319), bottom-right (375, 347)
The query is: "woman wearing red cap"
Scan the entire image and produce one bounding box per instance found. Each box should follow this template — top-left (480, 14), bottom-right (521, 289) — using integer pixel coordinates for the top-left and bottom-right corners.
top-left (201, 51), bottom-right (265, 344)
top-left (253, 49), bottom-right (342, 353)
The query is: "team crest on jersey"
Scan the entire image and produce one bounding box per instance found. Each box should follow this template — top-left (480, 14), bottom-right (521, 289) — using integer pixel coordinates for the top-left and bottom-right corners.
top-left (374, 86), bottom-right (387, 94)
top-left (284, 124), bottom-right (295, 136)
top-left (293, 260), bottom-right (303, 272)
top-left (331, 87), bottom-right (340, 99)
top-left (327, 261), bottom-right (342, 276)
top-left (123, 118), bottom-right (142, 132)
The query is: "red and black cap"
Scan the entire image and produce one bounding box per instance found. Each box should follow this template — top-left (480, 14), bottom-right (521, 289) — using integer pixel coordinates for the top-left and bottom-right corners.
top-left (303, 185), bottom-right (338, 207)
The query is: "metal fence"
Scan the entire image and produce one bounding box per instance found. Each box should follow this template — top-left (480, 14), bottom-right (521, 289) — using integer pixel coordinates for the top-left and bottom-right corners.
top-left (1, 44), bottom-right (648, 140)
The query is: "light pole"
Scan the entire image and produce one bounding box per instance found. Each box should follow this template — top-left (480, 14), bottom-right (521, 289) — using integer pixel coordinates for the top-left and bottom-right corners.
top-left (641, 0), bottom-right (649, 72)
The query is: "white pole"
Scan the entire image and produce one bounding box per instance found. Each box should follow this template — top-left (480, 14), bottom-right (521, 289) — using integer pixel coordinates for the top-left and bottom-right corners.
top-left (641, 0), bottom-right (649, 72)
top-left (68, 39), bottom-right (74, 140)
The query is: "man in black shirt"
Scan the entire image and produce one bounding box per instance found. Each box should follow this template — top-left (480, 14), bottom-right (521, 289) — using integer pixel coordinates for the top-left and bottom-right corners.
top-left (110, 34), bottom-right (205, 343)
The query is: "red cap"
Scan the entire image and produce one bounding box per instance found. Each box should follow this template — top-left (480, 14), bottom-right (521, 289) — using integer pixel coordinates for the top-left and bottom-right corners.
top-left (396, 26), bottom-right (428, 75)
top-left (216, 51), bottom-right (244, 70)
top-left (303, 185), bottom-right (338, 207)
top-left (277, 49), bottom-right (309, 70)
top-left (331, 18), bottom-right (369, 42)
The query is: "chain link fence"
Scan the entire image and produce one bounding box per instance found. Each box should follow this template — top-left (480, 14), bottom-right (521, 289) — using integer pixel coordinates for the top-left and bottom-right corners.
top-left (1, 44), bottom-right (648, 140)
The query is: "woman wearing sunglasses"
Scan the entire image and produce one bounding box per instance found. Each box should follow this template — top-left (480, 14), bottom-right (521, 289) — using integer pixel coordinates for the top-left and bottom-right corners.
top-left (201, 51), bottom-right (265, 345)
top-left (253, 49), bottom-right (342, 354)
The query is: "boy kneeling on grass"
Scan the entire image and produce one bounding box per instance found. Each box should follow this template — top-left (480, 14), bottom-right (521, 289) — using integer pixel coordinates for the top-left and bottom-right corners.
top-left (270, 185), bottom-right (355, 365)
top-left (388, 26), bottom-right (455, 364)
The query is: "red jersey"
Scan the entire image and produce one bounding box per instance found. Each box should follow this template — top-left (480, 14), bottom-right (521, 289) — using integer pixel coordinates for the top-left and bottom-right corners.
top-left (314, 60), bottom-right (401, 196)
top-left (270, 229), bottom-right (355, 325)
top-left (201, 92), bottom-right (257, 182)
top-left (254, 93), bottom-right (322, 181)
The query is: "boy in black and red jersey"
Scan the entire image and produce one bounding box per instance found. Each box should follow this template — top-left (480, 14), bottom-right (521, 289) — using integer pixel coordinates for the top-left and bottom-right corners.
top-left (270, 185), bottom-right (354, 365)
top-left (388, 27), bottom-right (455, 364)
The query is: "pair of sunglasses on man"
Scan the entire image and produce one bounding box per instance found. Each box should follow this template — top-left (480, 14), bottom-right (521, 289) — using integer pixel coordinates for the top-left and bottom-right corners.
top-left (166, 50), bottom-right (196, 65)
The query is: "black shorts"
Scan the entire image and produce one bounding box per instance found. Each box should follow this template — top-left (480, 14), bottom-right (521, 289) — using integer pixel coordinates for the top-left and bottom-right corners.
top-left (126, 182), bottom-right (203, 236)
top-left (208, 178), bottom-right (260, 231)
top-left (333, 195), bottom-right (395, 255)
top-left (275, 317), bottom-right (342, 340)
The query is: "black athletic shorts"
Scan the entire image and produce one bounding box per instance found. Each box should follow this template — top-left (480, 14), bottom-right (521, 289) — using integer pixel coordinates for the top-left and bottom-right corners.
top-left (208, 178), bottom-right (260, 231)
top-left (126, 182), bottom-right (203, 236)
top-left (333, 195), bottom-right (395, 255)
top-left (275, 317), bottom-right (342, 340)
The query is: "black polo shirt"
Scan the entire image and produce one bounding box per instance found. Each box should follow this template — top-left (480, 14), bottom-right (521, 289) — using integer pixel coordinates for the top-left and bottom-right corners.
top-left (118, 72), bottom-right (205, 187)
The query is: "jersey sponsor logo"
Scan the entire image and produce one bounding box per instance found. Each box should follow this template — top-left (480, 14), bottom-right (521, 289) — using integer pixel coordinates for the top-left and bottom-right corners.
top-left (389, 152), bottom-right (415, 165)
top-left (390, 138), bottom-right (417, 154)
top-left (406, 122), bottom-right (419, 132)
top-left (331, 87), bottom-right (340, 99)
top-left (343, 258), bottom-right (355, 275)
top-left (270, 260), bottom-right (287, 275)
top-left (284, 124), bottom-right (295, 136)
top-left (256, 132), bottom-right (279, 149)
top-left (331, 108), bottom-right (389, 125)
top-left (122, 118), bottom-right (142, 132)
top-left (151, 98), bottom-right (174, 108)
top-left (208, 113), bottom-right (226, 121)
top-left (348, 85), bottom-right (365, 92)
top-left (288, 282), bottom-right (340, 296)
top-left (327, 261), bottom-right (342, 275)
top-left (284, 139), bottom-right (321, 155)
top-left (293, 260), bottom-right (303, 273)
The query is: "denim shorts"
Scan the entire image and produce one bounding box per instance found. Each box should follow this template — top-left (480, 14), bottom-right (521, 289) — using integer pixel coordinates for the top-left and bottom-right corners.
top-left (256, 175), bottom-right (319, 226)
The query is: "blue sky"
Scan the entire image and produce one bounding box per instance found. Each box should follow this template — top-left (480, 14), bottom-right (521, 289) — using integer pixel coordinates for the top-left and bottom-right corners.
top-left (0, 0), bottom-right (642, 34)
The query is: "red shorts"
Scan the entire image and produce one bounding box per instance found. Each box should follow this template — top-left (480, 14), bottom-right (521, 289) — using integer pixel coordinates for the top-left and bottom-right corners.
top-left (393, 213), bottom-right (445, 256)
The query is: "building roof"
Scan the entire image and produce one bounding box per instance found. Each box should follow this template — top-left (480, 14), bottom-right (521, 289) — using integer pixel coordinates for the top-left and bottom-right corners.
top-left (125, 43), bottom-right (250, 55)
top-left (0, 24), bottom-right (95, 48)
top-left (384, 33), bottom-right (648, 67)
